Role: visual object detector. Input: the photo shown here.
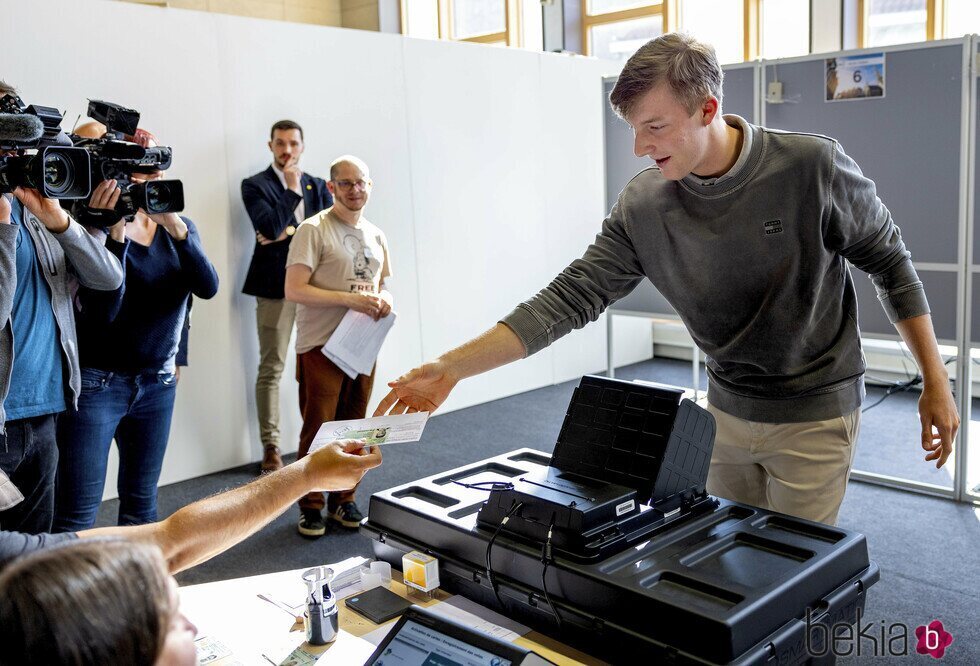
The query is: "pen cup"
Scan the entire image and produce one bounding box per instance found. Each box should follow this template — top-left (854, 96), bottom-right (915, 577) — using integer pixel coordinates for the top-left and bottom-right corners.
top-left (301, 566), bottom-right (339, 645)
top-left (304, 602), bottom-right (339, 645)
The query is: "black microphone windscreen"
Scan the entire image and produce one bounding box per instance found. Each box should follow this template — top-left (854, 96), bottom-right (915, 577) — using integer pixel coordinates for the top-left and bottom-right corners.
top-left (0, 113), bottom-right (44, 143)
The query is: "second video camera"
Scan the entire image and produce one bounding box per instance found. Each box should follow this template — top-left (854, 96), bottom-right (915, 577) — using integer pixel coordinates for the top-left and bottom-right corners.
top-left (72, 100), bottom-right (184, 223)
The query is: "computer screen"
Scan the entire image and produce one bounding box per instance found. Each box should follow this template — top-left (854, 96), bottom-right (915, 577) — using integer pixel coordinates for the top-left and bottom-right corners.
top-left (367, 618), bottom-right (513, 666)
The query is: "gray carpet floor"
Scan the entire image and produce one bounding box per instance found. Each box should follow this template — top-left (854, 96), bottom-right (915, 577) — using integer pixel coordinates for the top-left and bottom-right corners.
top-left (95, 358), bottom-right (980, 664)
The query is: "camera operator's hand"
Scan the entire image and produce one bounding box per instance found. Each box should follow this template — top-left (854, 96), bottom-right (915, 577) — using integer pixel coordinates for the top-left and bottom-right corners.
top-left (88, 179), bottom-right (122, 213)
top-left (0, 194), bottom-right (11, 224)
top-left (146, 211), bottom-right (188, 242)
top-left (85, 180), bottom-right (126, 239)
top-left (283, 164), bottom-right (302, 194)
top-left (13, 187), bottom-right (69, 233)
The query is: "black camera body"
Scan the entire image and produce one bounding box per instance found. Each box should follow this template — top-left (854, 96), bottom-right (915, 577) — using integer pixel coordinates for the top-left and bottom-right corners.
top-left (0, 94), bottom-right (91, 198)
top-left (1, 96), bottom-right (185, 221)
top-left (70, 100), bottom-right (184, 225)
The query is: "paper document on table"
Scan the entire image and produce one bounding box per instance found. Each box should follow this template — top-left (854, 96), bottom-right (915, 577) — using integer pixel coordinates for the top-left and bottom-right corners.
top-left (257, 556), bottom-right (369, 618)
top-left (310, 412), bottom-right (428, 452)
top-left (321, 309), bottom-right (395, 379)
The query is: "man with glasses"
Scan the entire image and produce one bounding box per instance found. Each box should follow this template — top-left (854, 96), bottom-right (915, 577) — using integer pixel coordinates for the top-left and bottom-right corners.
top-left (284, 156), bottom-right (392, 538)
top-left (242, 120), bottom-right (333, 474)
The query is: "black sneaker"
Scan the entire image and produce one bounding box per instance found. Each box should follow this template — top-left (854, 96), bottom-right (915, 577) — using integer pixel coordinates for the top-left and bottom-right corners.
top-left (329, 502), bottom-right (364, 529)
top-left (298, 509), bottom-right (326, 538)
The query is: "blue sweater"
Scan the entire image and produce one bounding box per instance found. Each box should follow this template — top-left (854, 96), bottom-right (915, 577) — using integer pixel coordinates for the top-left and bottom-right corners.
top-left (75, 217), bottom-right (219, 373)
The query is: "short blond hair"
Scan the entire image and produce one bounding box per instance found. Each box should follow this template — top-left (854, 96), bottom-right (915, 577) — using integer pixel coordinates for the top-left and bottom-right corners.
top-left (609, 32), bottom-right (724, 119)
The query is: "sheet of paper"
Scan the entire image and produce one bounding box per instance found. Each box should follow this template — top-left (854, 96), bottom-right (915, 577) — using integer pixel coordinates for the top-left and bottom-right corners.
top-left (310, 412), bottom-right (428, 452)
top-left (258, 557), bottom-right (370, 616)
top-left (321, 309), bottom-right (396, 379)
top-left (427, 595), bottom-right (531, 642)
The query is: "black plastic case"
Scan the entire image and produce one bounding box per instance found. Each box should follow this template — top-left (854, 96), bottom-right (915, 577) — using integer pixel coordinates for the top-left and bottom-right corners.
top-left (362, 448), bottom-right (879, 665)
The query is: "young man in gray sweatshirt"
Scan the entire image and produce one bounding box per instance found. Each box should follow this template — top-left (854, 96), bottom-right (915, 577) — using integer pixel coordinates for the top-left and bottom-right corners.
top-left (374, 34), bottom-right (959, 526)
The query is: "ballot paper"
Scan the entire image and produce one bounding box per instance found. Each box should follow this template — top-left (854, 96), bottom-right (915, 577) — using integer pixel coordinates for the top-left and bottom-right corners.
top-left (310, 412), bottom-right (428, 452)
top-left (321, 309), bottom-right (396, 379)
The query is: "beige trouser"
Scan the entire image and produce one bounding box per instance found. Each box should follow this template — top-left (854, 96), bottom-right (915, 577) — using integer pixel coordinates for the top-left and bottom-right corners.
top-left (255, 297), bottom-right (296, 447)
top-left (704, 403), bottom-right (861, 526)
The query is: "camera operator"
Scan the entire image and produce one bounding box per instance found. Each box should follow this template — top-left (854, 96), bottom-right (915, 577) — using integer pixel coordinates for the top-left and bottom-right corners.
top-left (0, 81), bottom-right (124, 535)
top-left (52, 122), bottom-right (218, 532)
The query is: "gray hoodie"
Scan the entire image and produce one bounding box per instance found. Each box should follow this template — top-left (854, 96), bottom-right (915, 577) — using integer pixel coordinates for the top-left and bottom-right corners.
top-left (501, 117), bottom-right (928, 423)
top-left (0, 204), bottom-right (124, 431)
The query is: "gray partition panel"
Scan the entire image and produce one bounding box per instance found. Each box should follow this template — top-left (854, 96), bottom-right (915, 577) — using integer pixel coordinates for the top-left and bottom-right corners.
top-left (764, 44), bottom-right (964, 265)
top-left (611, 279), bottom-right (677, 316)
top-left (604, 65), bottom-right (757, 316)
top-left (603, 78), bottom-right (649, 214)
top-left (973, 273), bottom-right (980, 344)
top-left (722, 66), bottom-right (756, 121)
top-left (974, 39), bottom-right (980, 265)
top-left (851, 268), bottom-right (958, 342)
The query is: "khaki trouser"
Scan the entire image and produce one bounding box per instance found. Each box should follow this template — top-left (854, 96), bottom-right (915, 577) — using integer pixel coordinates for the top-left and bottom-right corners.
top-left (296, 349), bottom-right (375, 511)
top-left (704, 402), bottom-right (861, 526)
top-left (255, 297), bottom-right (296, 447)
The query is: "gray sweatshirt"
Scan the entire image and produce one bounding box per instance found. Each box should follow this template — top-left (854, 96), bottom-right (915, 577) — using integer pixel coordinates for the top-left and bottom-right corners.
top-left (1, 206), bottom-right (124, 431)
top-left (501, 116), bottom-right (929, 423)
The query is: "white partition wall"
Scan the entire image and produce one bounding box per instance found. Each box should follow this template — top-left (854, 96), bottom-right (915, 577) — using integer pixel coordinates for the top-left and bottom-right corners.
top-left (1, 0), bottom-right (629, 491)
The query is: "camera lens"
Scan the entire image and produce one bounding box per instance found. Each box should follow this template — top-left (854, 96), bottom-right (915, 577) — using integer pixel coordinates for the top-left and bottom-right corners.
top-left (35, 147), bottom-right (90, 199)
top-left (145, 182), bottom-right (169, 213)
top-left (140, 180), bottom-right (183, 214)
top-left (42, 152), bottom-right (74, 195)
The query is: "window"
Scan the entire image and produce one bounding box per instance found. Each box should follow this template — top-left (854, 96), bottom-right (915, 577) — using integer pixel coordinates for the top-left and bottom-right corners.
top-left (582, 1), bottom-right (666, 65)
top-left (401, 1), bottom-right (525, 47)
top-left (943, 0), bottom-right (980, 38)
top-left (863, 0), bottom-right (927, 47)
top-left (761, 0), bottom-right (809, 59)
top-left (678, 0), bottom-right (744, 65)
top-left (584, 1), bottom-right (811, 65)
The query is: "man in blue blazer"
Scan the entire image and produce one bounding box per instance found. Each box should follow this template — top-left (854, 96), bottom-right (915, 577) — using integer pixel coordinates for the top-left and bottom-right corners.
top-left (242, 120), bottom-right (332, 473)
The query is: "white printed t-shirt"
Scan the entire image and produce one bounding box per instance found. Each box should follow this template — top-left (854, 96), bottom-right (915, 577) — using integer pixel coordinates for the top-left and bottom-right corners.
top-left (286, 209), bottom-right (391, 354)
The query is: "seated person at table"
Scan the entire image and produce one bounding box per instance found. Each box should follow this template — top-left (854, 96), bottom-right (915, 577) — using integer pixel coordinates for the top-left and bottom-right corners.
top-left (1, 539), bottom-right (197, 666)
top-left (0, 440), bottom-right (380, 573)
top-left (0, 441), bottom-right (380, 665)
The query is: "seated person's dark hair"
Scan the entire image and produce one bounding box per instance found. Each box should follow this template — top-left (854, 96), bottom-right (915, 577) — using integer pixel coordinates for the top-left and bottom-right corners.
top-left (0, 539), bottom-right (173, 665)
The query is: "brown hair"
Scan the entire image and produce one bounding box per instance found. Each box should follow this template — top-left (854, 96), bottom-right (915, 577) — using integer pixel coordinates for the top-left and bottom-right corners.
top-left (270, 119), bottom-right (303, 141)
top-left (0, 538), bottom-right (174, 666)
top-left (0, 80), bottom-right (17, 97)
top-left (609, 32), bottom-right (724, 120)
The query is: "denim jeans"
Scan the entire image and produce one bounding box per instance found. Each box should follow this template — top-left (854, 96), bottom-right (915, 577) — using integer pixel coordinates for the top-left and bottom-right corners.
top-left (0, 413), bottom-right (59, 534)
top-left (53, 368), bottom-right (177, 531)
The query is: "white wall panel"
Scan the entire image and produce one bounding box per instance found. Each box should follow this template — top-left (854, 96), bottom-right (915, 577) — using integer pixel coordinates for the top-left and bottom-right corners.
top-left (402, 39), bottom-right (556, 413)
top-left (0, 0), bottom-right (237, 493)
top-left (213, 17), bottom-right (424, 456)
top-left (2, 0), bottom-right (620, 492)
top-left (536, 54), bottom-right (627, 385)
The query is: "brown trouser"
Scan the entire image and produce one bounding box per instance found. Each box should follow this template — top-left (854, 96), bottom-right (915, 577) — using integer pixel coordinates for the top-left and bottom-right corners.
top-left (705, 402), bottom-right (861, 526)
top-left (255, 297), bottom-right (296, 447)
top-left (296, 349), bottom-right (375, 511)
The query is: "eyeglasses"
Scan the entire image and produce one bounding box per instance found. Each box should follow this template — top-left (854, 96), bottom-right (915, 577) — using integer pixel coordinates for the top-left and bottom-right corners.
top-left (333, 179), bottom-right (370, 191)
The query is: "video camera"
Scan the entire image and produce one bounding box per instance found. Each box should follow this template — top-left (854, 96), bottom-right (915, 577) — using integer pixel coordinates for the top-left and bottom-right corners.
top-left (0, 96), bottom-right (184, 222)
top-left (70, 100), bottom-right (184, 223)
top-left (0, 94), bottom-right (91, 198)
